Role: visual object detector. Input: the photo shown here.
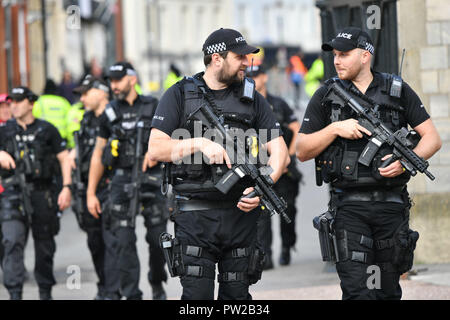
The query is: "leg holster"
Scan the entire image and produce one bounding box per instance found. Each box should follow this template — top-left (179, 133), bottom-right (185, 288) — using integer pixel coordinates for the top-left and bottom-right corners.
top-left (336, 229), bottom-right (374, 264)
top-left (374, 219), bottom-right (419, 274)
top-left (159, 232), bottom-right (216, 279)
top-left (109, 203), bottom-right (135, 230)
top-left (218, 246), bottom-right (265, 285)
top-left (0, 194), bottom-right (26, 223)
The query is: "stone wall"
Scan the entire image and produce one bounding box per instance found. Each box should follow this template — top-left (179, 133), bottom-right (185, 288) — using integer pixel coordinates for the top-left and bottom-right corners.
top-left (397, 0), bottom-right (450, 264)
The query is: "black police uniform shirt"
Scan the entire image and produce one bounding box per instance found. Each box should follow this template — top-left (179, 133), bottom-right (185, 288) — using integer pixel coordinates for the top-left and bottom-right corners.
top-left (0, 118), bottom-right (66, 180)
top-left (300, 71), bottom-right (430, 135)
top-left (151, 78), bottom-right (281, 141)
top-left (266, 93), bottom-right (298, 127)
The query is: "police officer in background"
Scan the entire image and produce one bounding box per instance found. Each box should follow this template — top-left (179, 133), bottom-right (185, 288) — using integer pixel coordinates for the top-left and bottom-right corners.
top-left (69, 75), bottom-right (111, 300)
top-left (297, 27), bottom-right (441, 300)
top-left (247, 64), bottom-right (302, 268)
top-left (87, 62), bottom-right (168, 300)
top-left (148, 28), bottom-right (289, 300)
top-left (0, 87), bottom-right (72, 300)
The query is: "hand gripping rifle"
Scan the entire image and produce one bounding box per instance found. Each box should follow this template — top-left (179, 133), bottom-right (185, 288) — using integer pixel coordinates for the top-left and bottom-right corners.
top-left (187, 82), bottom-right (290, 223)
top-left (325, 82), bottom-right (435, 181)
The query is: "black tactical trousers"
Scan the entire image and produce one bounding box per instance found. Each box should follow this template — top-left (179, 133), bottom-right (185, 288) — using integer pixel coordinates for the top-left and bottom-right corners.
top-left (257, 175), bottom-right (300, 256)
top-left (106, 169), bottom-right (168, 299)
top-left (0, 187), bottom-right (59, 295)
top-left (73, 187), bottom-right (109, 297)
top-left (334, 200), bottom-right (407, 300)
top-left (174, 204), bottom-right (260, 300)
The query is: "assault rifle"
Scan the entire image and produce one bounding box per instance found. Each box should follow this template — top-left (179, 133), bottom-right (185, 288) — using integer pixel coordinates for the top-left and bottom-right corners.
top-left (10, 138), bottom-right (34, 224)
top-left (325, 82), bottom-right (435, 180)
top-left (124, 121), bottom-right (157, 227)
top-left (72, 131), bottom-right (85, 224)
top-left (187, 82), bottom-right (290, 223)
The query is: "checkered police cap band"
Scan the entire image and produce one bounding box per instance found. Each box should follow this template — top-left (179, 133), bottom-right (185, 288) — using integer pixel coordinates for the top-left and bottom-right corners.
top-left (205, 42), bottom-right (227, 55)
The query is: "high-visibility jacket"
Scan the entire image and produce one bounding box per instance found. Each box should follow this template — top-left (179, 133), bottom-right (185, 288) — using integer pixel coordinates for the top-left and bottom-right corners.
top-left (33, 94), bottom-right (71, 141)
top-left (66, 102), bottom-right (85, 149)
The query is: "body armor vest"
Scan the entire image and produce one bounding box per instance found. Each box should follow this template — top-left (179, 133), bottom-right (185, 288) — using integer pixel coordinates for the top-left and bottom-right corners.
top-left (78, 111), bottom-right (99, 180)
top-left (1, 119), bottom-right (58, 182)
top-left (102, 96), bottom-right (157, 170)
top-left (168, 74), bottom-right (258, 200)
top-left (317, 73), bottom-right (411, 189)
top-left (267, 94), bottom-right (293, 147)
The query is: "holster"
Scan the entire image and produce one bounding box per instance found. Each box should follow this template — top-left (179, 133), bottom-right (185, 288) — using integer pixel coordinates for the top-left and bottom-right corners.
top-left (247, 247), bottom-right (266, 285)
top-left (159, 232), bottom-right (184, 277)
top-left (391, 219), bottom-right (419, 274)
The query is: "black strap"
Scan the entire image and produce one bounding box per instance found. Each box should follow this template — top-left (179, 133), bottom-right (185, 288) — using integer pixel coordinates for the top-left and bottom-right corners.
top-left (217, 272), bottom-right (248, 282)
top-left (182, 244), bottom-right (217, 262)
top-left (184, 265), bottom-right (216, 280)
top-left (375, 238), bottom-right (395, 250)
top-left (222, 247), bottom-right (252, 259)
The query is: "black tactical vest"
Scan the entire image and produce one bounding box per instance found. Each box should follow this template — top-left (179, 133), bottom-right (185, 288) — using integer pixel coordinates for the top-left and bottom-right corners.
top-left (267, 94), bottom-right (294, 147)
top-left (168, 73), bottom-right (258, 200)
top-left (102, 95), bottom-right (158, 169)
top-left (1, 119), bottom-right (58, 182)
top-left (317, 73), bottom-right (411, 189)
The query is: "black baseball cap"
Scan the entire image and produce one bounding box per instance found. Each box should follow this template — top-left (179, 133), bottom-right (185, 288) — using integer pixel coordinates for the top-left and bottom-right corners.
top-left (245, 64), bottom-right (266, 78)
top-left (73, 74), bottom-right (110, 94)
top-left (202, 28), bottom-right (260, 56)
top-left (107, 61), bottom-right (137, 79)
top-left (322, 27), bottom-right (374, 55)
top-left (7, 86), bottom-right (38, 102)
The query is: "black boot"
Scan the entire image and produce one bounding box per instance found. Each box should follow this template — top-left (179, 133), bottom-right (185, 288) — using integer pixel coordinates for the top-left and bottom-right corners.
top-left (279, 246), bottom-right (291, 266)
top-left (151, 283), bottom-right (167, 300)
top-left (39, 289), bottom-right (53, 300)
top-left (10, 292), bottom-right (22, 300)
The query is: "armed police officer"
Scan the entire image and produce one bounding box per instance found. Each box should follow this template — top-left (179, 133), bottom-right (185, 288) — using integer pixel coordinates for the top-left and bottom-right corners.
top-left (247, 64), bottom-right (302, 268)
top-left (69, 75), bottom-right (112, 300)
top-left (297, 27), bottom-right (441, 300)
top-left (87, 62), bottom-right (168, 300)
top-left (148, 28), bottom-right (289, 300)
top-left (0, 87), bottom-right (72, 300)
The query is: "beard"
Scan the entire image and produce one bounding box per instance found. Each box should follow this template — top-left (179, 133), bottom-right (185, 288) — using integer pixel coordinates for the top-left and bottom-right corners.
top-left (113, 83), bottom-right (131, 101)
top-left (218, 63), bottom-right (244, 86)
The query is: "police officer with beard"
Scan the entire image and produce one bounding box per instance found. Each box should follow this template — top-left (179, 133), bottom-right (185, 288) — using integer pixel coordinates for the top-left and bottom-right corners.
top-left (247, 64), bottom-right (302, 269)
top-left (69, 75), bottom-right (112, 299)
top-left (87, 62), bottom-right (168, 300)
top-left (0, 87), bottom-right (72, 300)
top-left (148, 28), bottom-right (289, 300)
top-left (297, 27), bottom-right (441, 300)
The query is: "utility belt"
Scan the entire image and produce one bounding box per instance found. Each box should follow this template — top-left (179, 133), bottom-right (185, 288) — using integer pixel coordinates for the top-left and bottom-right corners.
top-left (159, 232), bottom-right (265, 284)
top-left (332, 186), bottom-right (407, 204)
top-left (175, 197), bottom-right (236, 212)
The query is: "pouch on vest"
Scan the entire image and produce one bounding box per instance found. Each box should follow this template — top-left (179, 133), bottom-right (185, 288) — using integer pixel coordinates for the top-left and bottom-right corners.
top-left (341, 150), bottom-right (358, 181)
